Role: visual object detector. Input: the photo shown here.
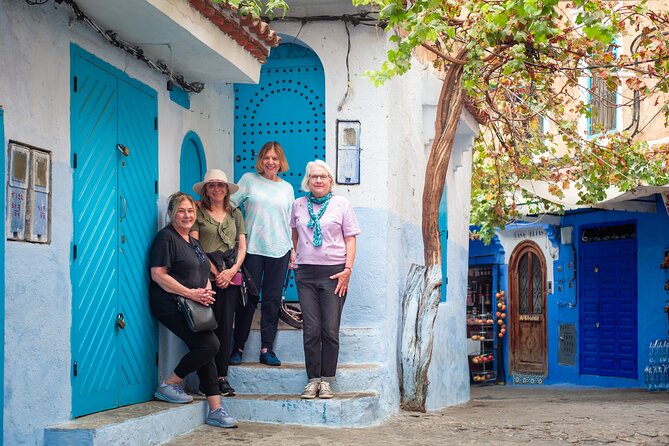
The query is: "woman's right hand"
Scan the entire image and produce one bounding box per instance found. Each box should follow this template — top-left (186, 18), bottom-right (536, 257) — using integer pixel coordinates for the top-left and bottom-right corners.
top-left (188, 288), bottom-right (216, 306)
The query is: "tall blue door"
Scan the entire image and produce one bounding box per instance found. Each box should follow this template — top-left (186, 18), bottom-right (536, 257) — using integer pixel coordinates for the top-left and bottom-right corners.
top-left (579, 225), bottom-right (638, 379)
top-left (71, 46), bottom-right (158, 417)
top-left (234, 43), bottom-right (325, 300)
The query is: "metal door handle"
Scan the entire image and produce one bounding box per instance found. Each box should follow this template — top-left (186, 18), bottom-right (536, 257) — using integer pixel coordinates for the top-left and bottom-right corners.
top-left (120, 195), bottom-right (127, 222)
top-left (117, 144), bottom-right (130, 157)
top-left (116, 313), bottom-right (126, 330)
top-left (596, 322), bottom-right (600, 328)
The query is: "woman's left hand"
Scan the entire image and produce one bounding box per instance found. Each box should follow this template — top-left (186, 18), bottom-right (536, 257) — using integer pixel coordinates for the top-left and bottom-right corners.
top-left (216, 268), bottom-right (237, 288)
top-left (329, 268), bottom-right (351, 298)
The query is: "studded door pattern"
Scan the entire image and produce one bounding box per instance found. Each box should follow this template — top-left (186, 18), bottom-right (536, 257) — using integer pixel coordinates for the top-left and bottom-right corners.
top-left (234, 43), bottom-right (326, 301)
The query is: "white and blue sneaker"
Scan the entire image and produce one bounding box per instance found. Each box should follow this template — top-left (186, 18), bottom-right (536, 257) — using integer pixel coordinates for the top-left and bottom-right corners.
top-left (154, 381), bottom-right (193, 404)
top-left (206, 407), bottom-right (239, 428)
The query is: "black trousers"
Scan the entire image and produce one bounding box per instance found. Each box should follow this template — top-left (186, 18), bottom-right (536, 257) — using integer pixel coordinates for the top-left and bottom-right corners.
top-left (295, 264), bottom-right (346, 381)
top-left (156, 310), bottom-right (220, 397)
top-left (233, 251), bottom-right (290, 351)
top-left (212, 283), bottom-right (239, 377)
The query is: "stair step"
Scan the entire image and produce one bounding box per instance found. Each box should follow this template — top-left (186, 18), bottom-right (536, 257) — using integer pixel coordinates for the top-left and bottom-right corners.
top-left (240, 327), bottom-right (383, 363)
top-left (44, 399), bottom-right (208, 446)
top-left (227, 362), bottom-right (382, 394)
top-left (219, 391), bottom-right (384, 427)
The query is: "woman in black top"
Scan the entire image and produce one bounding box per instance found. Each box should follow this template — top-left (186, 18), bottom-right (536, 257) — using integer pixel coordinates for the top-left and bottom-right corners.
top-left (148, 192), bottom-right (237, 428)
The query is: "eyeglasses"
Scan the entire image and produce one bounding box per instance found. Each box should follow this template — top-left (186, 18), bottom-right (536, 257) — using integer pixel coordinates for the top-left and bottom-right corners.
top-left (192, 244), bottom-right (207, 264)
top-left (309, 174), bottom-right (331, 181)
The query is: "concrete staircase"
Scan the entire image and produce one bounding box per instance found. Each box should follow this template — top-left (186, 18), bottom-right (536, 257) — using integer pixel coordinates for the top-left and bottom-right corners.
top-left (45, 324), bottom-right (390, 445)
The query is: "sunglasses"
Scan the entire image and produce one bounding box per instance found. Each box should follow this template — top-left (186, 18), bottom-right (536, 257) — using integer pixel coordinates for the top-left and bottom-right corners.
top-left (192, 243), bottom-right (207, 264)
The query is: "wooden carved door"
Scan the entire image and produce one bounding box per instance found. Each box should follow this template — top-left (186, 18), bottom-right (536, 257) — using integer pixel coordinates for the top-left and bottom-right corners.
top-left (509, 241), bottom-right (547, 375)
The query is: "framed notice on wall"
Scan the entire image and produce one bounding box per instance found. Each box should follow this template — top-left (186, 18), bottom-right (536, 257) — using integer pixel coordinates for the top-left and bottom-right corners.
top-left (335, 120), bottom-right (360, 185)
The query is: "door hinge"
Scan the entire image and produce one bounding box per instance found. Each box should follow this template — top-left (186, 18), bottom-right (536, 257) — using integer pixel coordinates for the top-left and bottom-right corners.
top-left (73, 361), bottom-right (78, 377)
top-left (73, 76), bottom-right (78, 93)
top-left (155, 180), bottom-right (158, 194)
top-left (154, 117), bottom-right (158, 131)
top-left (156, 352), bottom-right (159, 366)
top-left (444, 276), bottom-right (448, 285)
top-left (73, 153), bottom-right (77, 169)
top-left (73, 244), bottom-right (77, 260)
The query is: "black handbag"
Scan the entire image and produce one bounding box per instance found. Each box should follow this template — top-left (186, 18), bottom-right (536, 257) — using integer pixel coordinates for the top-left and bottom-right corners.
top-left (207, 249), bottom-right (257, 308)
top-left (176, 296), bottom-right (218, 332)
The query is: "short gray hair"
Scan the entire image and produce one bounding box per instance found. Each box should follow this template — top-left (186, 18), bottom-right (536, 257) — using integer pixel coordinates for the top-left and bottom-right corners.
top-left (301, 160), bottom-right (336, 193)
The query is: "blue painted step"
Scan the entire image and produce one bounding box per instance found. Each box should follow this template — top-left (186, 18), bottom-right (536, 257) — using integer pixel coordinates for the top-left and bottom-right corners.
top-left (45, 400), bottom-right (208, 446)
top-left (227, 362), bottom-right (382, 395)
top-left (238, 327), bottom-right (384, 363)
top-left (222, 392), bottom-right (384, 427)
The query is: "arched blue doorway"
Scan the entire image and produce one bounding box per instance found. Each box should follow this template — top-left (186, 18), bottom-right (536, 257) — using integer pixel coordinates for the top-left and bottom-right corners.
top-left (234, 42), bottom-right (326, 301)
top-left (180, 131), bottom-right (207, 198)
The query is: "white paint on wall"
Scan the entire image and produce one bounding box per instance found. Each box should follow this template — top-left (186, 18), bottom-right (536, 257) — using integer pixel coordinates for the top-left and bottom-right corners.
top-left (0, 2), bottom-right (237, 444)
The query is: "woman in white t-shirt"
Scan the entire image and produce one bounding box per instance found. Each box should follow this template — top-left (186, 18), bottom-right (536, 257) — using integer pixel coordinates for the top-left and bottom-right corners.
top-left (229, 142), bottom-right (295, 367)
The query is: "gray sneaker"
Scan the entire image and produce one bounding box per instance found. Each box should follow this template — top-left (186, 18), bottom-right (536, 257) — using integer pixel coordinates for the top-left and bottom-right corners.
top-left (318, 381), bottom-right (334, 399)
top-left (154, 381), bottom-right (193, 404)
top-left (206, 407), bottom-right (239, 428)
top-left (301, 381), bottom-right (319, 399)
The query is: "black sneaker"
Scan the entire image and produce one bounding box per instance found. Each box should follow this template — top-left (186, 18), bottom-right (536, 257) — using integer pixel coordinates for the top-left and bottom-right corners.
top-left (219, 379), bottom-right (236, 396)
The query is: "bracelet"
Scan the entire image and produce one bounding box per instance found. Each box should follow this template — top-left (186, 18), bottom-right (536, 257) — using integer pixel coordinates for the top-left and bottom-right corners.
top-left (344, 266), bottom-right (352, 271)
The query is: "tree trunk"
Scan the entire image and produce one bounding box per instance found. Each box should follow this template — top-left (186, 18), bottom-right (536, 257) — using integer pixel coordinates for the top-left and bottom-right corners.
top-left (399, 53), bottom-right (466, 412)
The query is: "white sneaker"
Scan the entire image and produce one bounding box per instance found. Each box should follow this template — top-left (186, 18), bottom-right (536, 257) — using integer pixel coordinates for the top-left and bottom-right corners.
top-left (301, 381), bottom-right (319, 399)
top-left (318, 381), bottom-right (334, 399)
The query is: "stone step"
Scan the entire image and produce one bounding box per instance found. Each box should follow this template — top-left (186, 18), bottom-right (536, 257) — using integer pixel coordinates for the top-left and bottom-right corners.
top-left (45, 390), bottom-right (386, 445)
top-left (45, 399), bottom-right (208, 446)
top-left (220, 391), bottom-right (384, 427)
top-left (239, 327), bottom-right (383, 364)
top-left (227, 362), bottom-right (382, 395)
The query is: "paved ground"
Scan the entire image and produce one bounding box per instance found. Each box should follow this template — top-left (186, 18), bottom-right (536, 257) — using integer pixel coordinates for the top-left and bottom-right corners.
top-left (165, 385), bottom-right (669, 445)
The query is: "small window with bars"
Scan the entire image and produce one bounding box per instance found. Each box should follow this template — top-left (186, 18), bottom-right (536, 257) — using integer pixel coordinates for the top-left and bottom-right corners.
top-left (588, 75), bottom-right (617, 135)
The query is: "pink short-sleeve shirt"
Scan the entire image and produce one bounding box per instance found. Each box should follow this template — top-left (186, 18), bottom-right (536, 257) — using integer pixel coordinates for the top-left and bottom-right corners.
top-left (290, 195), bottom-right (361, 265)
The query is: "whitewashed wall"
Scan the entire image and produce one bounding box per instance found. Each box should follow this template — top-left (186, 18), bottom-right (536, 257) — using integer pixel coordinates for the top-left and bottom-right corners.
top-left (270, 13), bottom-right (476, 414)
top-left (0, 1), bottom-right (236, 444)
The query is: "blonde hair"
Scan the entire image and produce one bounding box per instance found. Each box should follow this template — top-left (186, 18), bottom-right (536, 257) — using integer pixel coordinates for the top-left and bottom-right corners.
top-left (255, 141), bottom-right (289, 174)
top-left (301, 160), bottom-right (335, 193)
top-left (167, 192), bottom-right (196, 223)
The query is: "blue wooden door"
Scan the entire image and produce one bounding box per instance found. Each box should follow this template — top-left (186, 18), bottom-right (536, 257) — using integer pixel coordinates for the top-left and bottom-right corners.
top-left (579, 228), bottom-right (637, 379)
top-left (234, 43), bottom-right (325, 301)
top-left (71, 47), bottom-right (158, 416)
top-left (117, 79), bottom-right (159, 406)
top-left (180, 131), bottom-right (206, 199)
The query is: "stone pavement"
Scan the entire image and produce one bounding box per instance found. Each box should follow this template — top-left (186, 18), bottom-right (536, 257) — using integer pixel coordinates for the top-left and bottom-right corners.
top-left (165, 385), bottom-right (669, 445)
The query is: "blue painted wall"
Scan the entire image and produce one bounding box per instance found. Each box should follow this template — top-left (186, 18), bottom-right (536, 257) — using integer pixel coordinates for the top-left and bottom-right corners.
top-left (1, 106), bottom-right (5, 446)
top-left (483, 199), bottom-right (669, 387)
top-left (544, 200), bottom-right (669, 387)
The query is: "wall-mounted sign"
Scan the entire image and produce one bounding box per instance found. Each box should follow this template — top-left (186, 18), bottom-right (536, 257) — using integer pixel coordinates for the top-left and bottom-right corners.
top-left (513, 229), bottom-right (546, 239)
top-left (6, 141), bottom-right (51, 243)
top-left (335, 120), bottom-right (360, 185)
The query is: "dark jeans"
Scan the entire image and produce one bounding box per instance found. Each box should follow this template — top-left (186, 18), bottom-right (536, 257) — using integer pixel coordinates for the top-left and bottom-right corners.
top-left (212, 283), bottom-right (239, 377)
top-left (295, 264), bottom-right (346, 380)
top-left (233, 251), bottom-right (290, 352)
top-left (155, 310), bottom-right (220, 397)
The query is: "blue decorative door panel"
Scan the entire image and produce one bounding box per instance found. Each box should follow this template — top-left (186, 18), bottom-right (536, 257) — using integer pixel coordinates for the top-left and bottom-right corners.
top-left (579, 228), bottom-right (637, 379)
top-left (234, 43), bottom-right (325, 301)
top-left (71, 46), bottom-right (158, 417)
top-left (71, 55), bottom-right (120, 416)
top-left (117, 79), bottom-right (159, 407)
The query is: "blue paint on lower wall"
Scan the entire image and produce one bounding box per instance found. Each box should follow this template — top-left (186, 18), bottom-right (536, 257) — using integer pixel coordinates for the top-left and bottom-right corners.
top-left (487, 202), bottom-right (669, 388)
top-left (1, 106), bottom-right (5, 446)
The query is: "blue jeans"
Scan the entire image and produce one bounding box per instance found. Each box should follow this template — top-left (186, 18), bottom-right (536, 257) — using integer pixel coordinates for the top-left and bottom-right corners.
top-left (295, 264), bottom-right (346, 381)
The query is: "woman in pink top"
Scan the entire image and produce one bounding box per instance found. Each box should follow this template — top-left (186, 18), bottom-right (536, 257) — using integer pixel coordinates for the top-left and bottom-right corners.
top-left (290, 160), bottom-right (361, 399)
